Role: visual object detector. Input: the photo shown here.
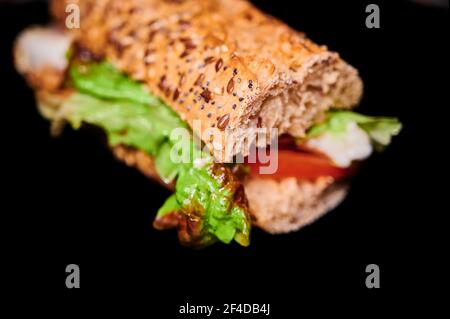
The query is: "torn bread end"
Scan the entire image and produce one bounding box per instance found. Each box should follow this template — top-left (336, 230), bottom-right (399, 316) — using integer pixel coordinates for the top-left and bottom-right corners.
top-left (224, 55), bottom-right (363, 161)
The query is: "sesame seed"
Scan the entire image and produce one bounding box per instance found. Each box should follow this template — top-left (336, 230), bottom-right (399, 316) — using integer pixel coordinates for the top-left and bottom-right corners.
top-left (158, 75), bottom-right (167, 91)
top-left (148, 30), bottom-right (157, 42)
top-left (204, 56), bottom-right (215, 64)
top-left (215, 58), bottom-right (223, 72)
top-left (179, 73), bottom-right (186, 86)
top-left (173, 88), bottom-right (180, 101)
top-left (185, 42), bottom-right (197, 50)
top-left (217, 113), bottom-right (230, 131)
top-left (178, 19), bottom-right (191, 28)
top-left (227, 78), bottom-right (234, 94)
top-left (195, 73), bottom-right (205, 86)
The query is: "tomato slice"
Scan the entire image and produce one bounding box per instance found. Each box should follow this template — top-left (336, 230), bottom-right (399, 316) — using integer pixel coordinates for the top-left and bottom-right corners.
top-left (245, 148), bottom-right (352, 181)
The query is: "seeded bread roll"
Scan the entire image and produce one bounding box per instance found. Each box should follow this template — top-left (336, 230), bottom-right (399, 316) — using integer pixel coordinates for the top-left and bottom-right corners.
top-left (51, 0), bottom-right (363, 162)
top-left (112, 145), bottom-right (347, 233)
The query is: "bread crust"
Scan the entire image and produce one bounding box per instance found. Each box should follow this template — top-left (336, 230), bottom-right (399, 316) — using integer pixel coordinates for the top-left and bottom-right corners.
top-left (244, 176), bottom-right (347, 233)
top-left (52, 0), bottom-right (363, 161)
top-left (113, 145), bottom-right (347, 233)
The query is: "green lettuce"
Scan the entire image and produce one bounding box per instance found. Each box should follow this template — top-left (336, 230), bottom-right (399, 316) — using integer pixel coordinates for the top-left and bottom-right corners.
top-left (70, 62), bottom-right (159, 105)
top-left (307, 110), bottom-right (402, 150)
top-left (63, 61), bottom-right (250, 248)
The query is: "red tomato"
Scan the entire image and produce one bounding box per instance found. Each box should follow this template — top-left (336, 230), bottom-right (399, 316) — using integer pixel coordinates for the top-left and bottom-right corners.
top-left (245, 148), bottom-right (352, 181)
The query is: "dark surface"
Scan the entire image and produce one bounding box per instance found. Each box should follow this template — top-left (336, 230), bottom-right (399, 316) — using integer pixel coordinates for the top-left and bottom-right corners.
top-left (2, 0), bottom-right (446, 316)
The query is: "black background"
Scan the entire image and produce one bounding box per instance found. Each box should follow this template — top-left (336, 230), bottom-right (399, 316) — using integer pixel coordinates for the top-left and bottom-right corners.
top-left (2, 0), bottom-right (447, 316)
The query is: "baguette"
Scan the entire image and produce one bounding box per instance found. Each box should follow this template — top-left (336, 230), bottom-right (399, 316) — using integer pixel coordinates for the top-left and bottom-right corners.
top-left (14, 1), bottom-right (371, 242)
top-left (52, 0), bottom-right (363, 161)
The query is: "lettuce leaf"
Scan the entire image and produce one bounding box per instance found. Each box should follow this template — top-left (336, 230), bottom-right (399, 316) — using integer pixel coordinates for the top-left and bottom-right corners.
top-left (70, 62), bottom-right (160, 105)
top-left (65, 93), bottom-right (184, 156)
top-left (307, 110), bottom-right (402, 150)
top-left (64, 62), bottom-right (251, 248)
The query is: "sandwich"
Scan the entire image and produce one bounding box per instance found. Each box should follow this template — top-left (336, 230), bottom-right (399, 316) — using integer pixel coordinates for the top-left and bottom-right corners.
top-left (14, 0), bottom-right (402, 247)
